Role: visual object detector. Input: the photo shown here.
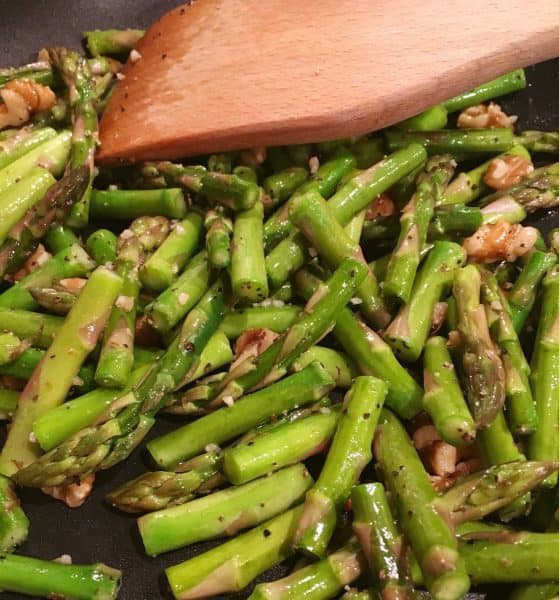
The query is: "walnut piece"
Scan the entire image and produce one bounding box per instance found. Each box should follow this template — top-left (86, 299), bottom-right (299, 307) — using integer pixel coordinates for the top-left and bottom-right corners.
top-left (0, 79), bottom-right (56, 130)
top-left (457, 102), bottom-right (518, 129)
top-left (42, 474), bottom-right (95, 508)
top-left (463, 221), bottom-right (538, 263)
top-left (483, 155), bottom-right (534, 190)
top-left (365, 193), bottom-right (396, 220)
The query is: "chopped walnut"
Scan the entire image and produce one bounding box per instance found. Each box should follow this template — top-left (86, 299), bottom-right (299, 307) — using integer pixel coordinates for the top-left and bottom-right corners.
top-left (412, 425), bottom-right (457, 477)
top-left (457, 102), bottom-right (518, 130)
top-left (42, 474), bottom-right (95, 508)
top-left (58, 278), bottom-right (87, 292)
top-left (365, 193), bottom-right (396, 220)
top-left (483, 155), bottom-right (534, 190)
top-left (232, 328), bottom-right (279, 370)
top-left (0, 79), bottom-right (56, 130)
top-left (240, 146), bottom-right (267, 167)
top-left (463, 221), bottom-right (538, 263)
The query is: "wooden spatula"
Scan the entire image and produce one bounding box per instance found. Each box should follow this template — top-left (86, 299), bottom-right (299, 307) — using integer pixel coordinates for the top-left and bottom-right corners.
top-left (97, 0), bottom-right (559, 164)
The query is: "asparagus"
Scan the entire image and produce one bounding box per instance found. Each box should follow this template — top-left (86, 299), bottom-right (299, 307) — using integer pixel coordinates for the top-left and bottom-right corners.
top-left (106, 451), bottom-right (223, 513)
top-left (249, 539), bottom-right (365, 600)
top-left (0, 126), bottom-right (57, 170)
top-left (144, 251), bottom-right (209, 332)
top-left (208, 152), bottom-right (235, 174)
top-left (510, 583), bottom-right (559, 600)
top-left (44, 223), bottom-right (80, 254)
top-left (507, 250), bottom-right (557, 332)
top-left (204, 209), bottom-right (232, 269)
top-left (294, 376), bottom-right (387, 558)
top-left (385, 128), bottom-right (514, 155)
top-left (148, 362), bottom-right (334, 468)
top-left (28, 285), bottom-right (78, 315)
top-left (453, 265), bottom-right (505, 428)
top-left (385, 241), bottom-right (466, 360)
top-left (423, 336), bottom-right (476, 446)
top-left (0, 389), bottom-right (18, 420)
top-left (0, 130), bottom-right (71, 195)
top-left (480, 269), bottom-right (536, 434)
top-left (384, 156), bottom-right (456, 303)
top-left (222, 408), bottom-right (339, 485)
top-left (0, 243), bottom-right (94, 311)
top-left (85, 228), bottom-right (118, 265)
top-left (361, 214), bottom-right (401, 241)
top-left (0, 163), bottom-right (88, 276)
top-left (289, 187), bottom-right (387, 325)
top-left (165, 505), bottom-right (303, 600)
top-left (351, 483), bottom-right (413, 600)
top-left (219, 305), bottom-right (301, 338)
top-left (374, 409), bottom-right (470, 600)
top-left (0, 553), bottom-right (121, 599)
top-left (0, 266), bottom-right (122, 476)
top-left (290, 346), bottom-right (357, 388)
top-left (528, 265), bottom-right (559, 487)
top-left (0, 474), bottom-right (29, 553)
top-left (397, 105), bottom-right (449, 131)
top-left (90, 187), bottom-right (186, 219)
top-left (15, 281), bottom-right (225, 487)
top-left (0, 61), bottom-right (57, 87)
top-left (0, 332), bottom-right (23, 365)
top-left (84, 28), bottom-right (145, 56)
top-left (442, 69), bottom-right (526, 113)
top-left (139, 463), bottom-right (312, 556)
top-left (48, 47), bottom-right (98, 228)
top-left (231, 196), bottom-right (269, 302)
top-left (264, 166), bottom-right (309, 208)
top-left (517, 130), bottom-right (559, 154)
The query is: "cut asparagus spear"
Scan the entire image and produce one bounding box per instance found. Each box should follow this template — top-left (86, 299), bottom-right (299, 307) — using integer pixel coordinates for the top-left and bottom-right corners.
top-left (90, 188), bottom-right (187, 219)
top-left (0, 474), bottom-right (29, 553)
top-left (85, 228), bottom-right (117, 265)
top-left (84, 28), bottom-right (145, 56)
top-left (219, 305), bottom-right (301, 338)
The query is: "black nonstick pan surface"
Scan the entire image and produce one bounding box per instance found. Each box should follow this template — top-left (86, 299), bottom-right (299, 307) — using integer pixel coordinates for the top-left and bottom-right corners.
top-left (1, 2), bottom-right (559, 599)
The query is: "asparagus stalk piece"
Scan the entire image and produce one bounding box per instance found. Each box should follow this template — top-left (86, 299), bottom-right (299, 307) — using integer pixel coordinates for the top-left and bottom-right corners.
top-left (517, 130), bottom-right (559, 154)
top-left (15, 281), bottom-right (225, 487)
top-left (263, 166), bottom-right (309, 208)
top-left (385, 241), bottom-right (466, 361)
top-left (0, 553), bottom-right (121, 599)
top-left (204, 209), bottom-right (232, 269)
top-left (148, 362), bottom-right (334, 468)
top-left (219, 305), bottom-right (301, 338)
top-left (139, 463), bottom-right (312, 556)
top-left (374, 409), bottom-right (470, 600)
top-left (294, 376), bottom-right (387, 558)
top-left (43, 223), bottom-right (80, 254)
top-left (106, 451), bottom-right (223, 513)
top-left (0, 389), bottom-right (18, 420)
top-left (249, 539), bottom-right (365, 600)
top-left (442, 69), bottom-right (526, 113)
top-left (0, 266), bottom-right (122, 476)
top-left (384, 156), bottom-right (456, 303)
top-left (423, 336), bottom-right (476, 446)
top-left (396, 105), bottom-right (448, 131)
top-left (165, 505), bottom-right (303, 600)
top-left (510, 583), bottom-right (559, 600)
top-left (48, 47), bottom-right (98, 228)
top-left (351, 483), bottom-right (414, 600)
top-left (0, 126), bottom-right (57, 170)
top-left (0, 474), bottom-right (29, 553)
top-left (231, 196), bottom-right (269, 302)
top-left (84, 28), bottom-right (145, 56)
top-left (0, 61), bottom-right (57, 87)
top-left (90, 188), bottom-right (187, 219)
top-left (0, 332), bottom-right (23, 365)
top-left (222, 408), bottom-right (339, 485)
top-left (28, 285), bottom-right (78, 315)
top-left (85, 228), bottom-right (117, 265)
top-left (290, 346), bottom-right (357, 388)
top-left (453, 265), bottom-right (505, 428)
top-left (528, 265), bottom-right (559, 487)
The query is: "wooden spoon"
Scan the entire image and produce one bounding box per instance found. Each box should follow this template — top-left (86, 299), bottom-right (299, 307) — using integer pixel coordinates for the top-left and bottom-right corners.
top-left (97, 0), bottom-right (559, 164)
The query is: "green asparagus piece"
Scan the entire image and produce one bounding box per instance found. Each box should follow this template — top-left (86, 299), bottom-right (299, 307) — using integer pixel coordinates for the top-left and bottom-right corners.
top-left (423, 336), bottom-right (476, 446)
top-left (375, 409), bottom-right (470, 600)
top-left (15, 281), bottom-right (225, 487)
top-left (144, 251), bottom-right (209, 332)
top-left (219, 305), bottom-right (301, 338)
top-left (352, 483), bottom-right (413, 600)
top-left (0, 61), bottom-right (57, 87)
top-left (0, 127), bottom-right (57, 170)
top-left (516, 130), bottom-right (559, 154)
top-left (507, 250), bottom-right (557, 332)
top-left (90, 187), bottom-right (186, 220)
top-left (0, 243), bottom-right (94, 311)
top-left (106, 450), bottom-right (223, 514)
top-left (289, 187), bottom-right (387, 325)
top-left (384, 156), bottom-right (456, 303)
top-left (44, 223), bottom-right (80, 254)
top-left (139, 463), bottom-right (312, 556)
top-left (0, 130), bottom-right (71, 195)
top-left (0, 389), bottom-right (18, 420)
top-left (385, 128), bottom-right (514, 155)
top-left (148, 362), bottom-right (334, 468)
top-left (231, 196), bottom-right (269, 302)
top-left (453, 265), bottom-right (505, 428)
top-left (208, 152), bottom-right (235, 173)
top-left (385, 241), bottom-right (466, 360)
top-left (528, 265), bottom-right (559, 487)
top-left (0, 266), bottom-right (122, 476)
top-left (396, 105), bottom-right (448, 131)
top-left (222, 408), bottom-right (339, 485)
top-left (204, 209), bottom-right (232, 269)
top-left (249, 539), bottom-right (365, 600)
top-left (0, 474), bottom-right (29, 553)
top-left (264, 166), bottom-right (309, 208)
top-left (85, 228), bottom-right (117, 265)
top-left (510, 583), bottom-right (559, 600)
top-left (165, 505), bottom-right (303, 600)
top-left (442, 69), bottom-right (526, 113)
top-left (84, 28), bottom-right (144, 56)
top-left (0, 165), bottom-right (89, 278)
top-left (48, 48), bottom-right (98, 228)
top-left (290, 346), bottom-right (357, 388)
top-left (361, 214), bottom-right (400, 242)
top-left (294, 376), bottom-right (387, 558)
top-left (28, 285), bottom-right (78, 315)
top-left (0, 553), bottom-right (121, 599)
